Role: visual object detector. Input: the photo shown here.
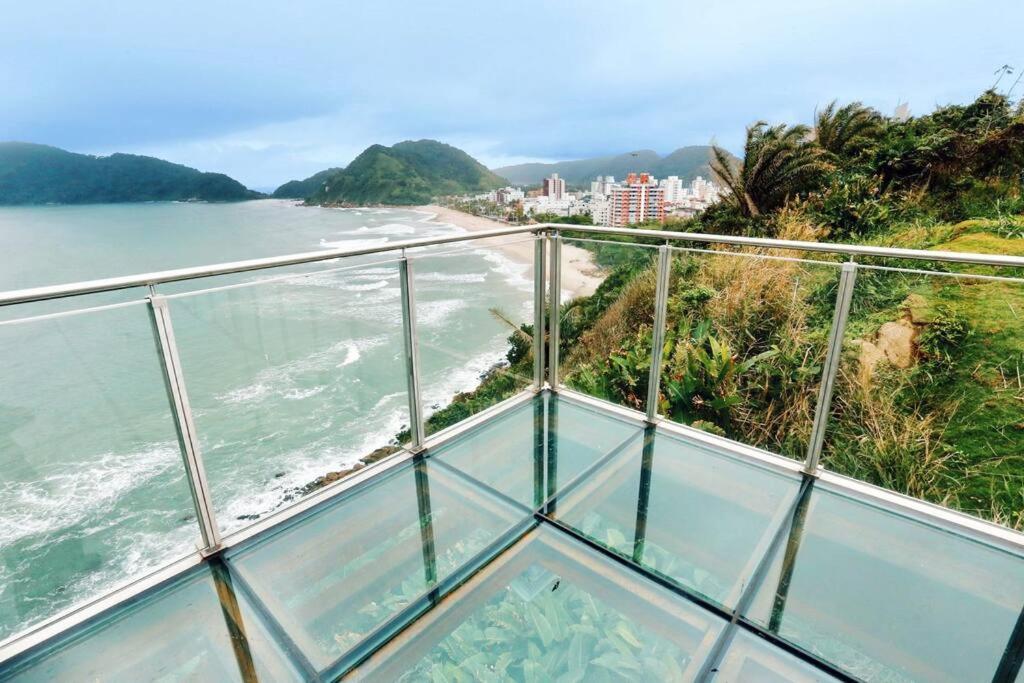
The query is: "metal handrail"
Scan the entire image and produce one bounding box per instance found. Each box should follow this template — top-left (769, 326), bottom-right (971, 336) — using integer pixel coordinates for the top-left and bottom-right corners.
top-left (4, 222), bottom-right (1023, 307)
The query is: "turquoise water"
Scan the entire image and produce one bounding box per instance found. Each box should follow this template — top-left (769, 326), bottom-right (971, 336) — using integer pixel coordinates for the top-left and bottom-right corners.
top-left (0, 200), bottom-right (534, 641)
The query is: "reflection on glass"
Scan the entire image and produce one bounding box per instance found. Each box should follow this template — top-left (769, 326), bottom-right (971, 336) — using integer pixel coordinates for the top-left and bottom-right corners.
top-left (410, 246), bottom-right (535, 437)
top-left (558, 238), bottom-right (659, 413)
top-left (746, 485), bottom-right (1024, 682)
top-left (823, 266), bottom-right (1024, 524)
top-left (432, 394), bottom-right (642, 509)
top-left (167, 264), bottom-right (410, 535)
top-left (710, 628), bottom-right (839, 682)
top-left (554, 428), bottom-right (801, 609)
top-left (0, 302), bottom-right (199, 641)
top-left (355, 526), bottom-right (725, 681)
top-left (0, 565), bottom-right (300, 682)
top-left (226, 459), bottom-right (528, 671)
top-left (655, 249), bottom-right (840, 459)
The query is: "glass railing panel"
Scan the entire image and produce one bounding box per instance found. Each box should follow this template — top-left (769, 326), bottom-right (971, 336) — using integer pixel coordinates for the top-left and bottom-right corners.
top-left (225, 459), bottom-right (529, 672)
top-left (821, 264), bottom-right (1024, 525)
top-left (744, 483), bottom-right (1024, 681)
top-left (165, 261), bottom-right (410, 536)
top-left (0, 299), bottom-right (201, 642)
top-left (657, 248), bottom-right (842, 459)
top-left (350, 525), bottom-right (726, 681)
top-left (710, 627), bottom-right (841, 682)
top-left (0, 565), bottom-right (302, 682)
top-left (430, 393), bottom-right (642, 509)
top-left (551, 427), bottom-right (801, 610)
top-left (409, 237), bottom-right (537, 436)
top-left (557, 237), bottom-right (659, 413)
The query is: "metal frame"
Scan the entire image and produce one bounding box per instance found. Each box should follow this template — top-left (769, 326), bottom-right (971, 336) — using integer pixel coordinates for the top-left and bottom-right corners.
top-left (803, 260), bottom-right (858, 474)
top-left (547, 231), bottom-right (562, 389)
top-left (532, 235), bottom-right (546, 389)
top-left (5, 222), bottom-right (1024, 671)
top-left (148, 292), bottom-right (221, 551)
top-left (398, 256), bottom-right (426, 451)
top-left (645, 244), bottom-right (672, 422)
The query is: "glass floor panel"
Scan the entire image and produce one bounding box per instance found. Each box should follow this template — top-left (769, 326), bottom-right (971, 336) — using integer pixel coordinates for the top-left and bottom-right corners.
top-left (0, 564), bottom-right (302, 682)
top-left (347, 525), bottom-right (726, 681)
top-left (551, 426), bottom-right (801, 609)
top-left (745, 483), bottom-right (1024, 682)
top-left (431, 393), bottom-right (643, 509)
top-left (4, 391), bottom-right (1024, 683)
top-left (225, 458), bottom-right (530, 672)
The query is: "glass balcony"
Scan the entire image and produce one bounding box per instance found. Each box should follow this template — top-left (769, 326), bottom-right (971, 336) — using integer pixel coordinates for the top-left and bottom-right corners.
top-left (2, 226), bottom-right (1024, 681)
top-left (3, 391), bottom-right (1024, 681)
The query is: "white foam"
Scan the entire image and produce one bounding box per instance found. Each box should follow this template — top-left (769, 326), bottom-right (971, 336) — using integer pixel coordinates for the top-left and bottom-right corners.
top-left (0, 444), bottom-right (181, 547)
top-left (318, 237), bottom-right (390, 250)
top-left (417, 271), bottom-right (488, 284)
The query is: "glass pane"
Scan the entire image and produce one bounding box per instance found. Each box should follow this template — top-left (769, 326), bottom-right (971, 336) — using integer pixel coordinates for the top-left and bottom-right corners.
top-left (432, 393), bottom-right (642, 509)
top-left (553, 427), bottom-right (801, 609)
top-left (410, 238), bottom-right (537, 437)
top-left (0, 566), bottom-right (301, 682)
top-left (352, 526), bottom-right (725, 681)
top-left (656, 248), bottom-right (841, 458)
top-left (711, 628), bottom-right (839, 682)
top-left (558, 237), bottom-right (659, 412)
top-left (0, 302), bottom-right (199, 641)
top-left (225, 459), bottom-right (528, 671)
top-left (822, 266), bottom-right (1024, 525)
top-left (167, 262), bottom-right (409, 535)
top-left (745, 484), bottom-right (1024, 681)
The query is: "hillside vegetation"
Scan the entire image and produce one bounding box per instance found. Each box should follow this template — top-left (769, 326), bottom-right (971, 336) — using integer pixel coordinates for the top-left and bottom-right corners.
top-left (308, 140), bottom-right (506, 206)
top-left (439, 90), bottom-right (1024, 528)
top-left (272, 167), bottom-right (343, 199)
top-left (0, 142), bottom-right (260, 204)
top-left (493, 146), bottom-right (733, 186)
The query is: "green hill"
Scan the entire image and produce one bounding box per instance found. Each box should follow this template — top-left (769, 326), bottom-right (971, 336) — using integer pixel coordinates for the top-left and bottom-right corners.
top-left (493, 146), bottom-right (732, 186)
top-left (272, 167), bottom-right (344, 199)
top-left (0, 142), bottom-right (261, 205)
top-left (308, 140), bottom-right (506, 206)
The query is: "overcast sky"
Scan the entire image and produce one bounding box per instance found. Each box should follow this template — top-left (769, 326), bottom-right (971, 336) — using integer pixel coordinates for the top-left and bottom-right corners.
top-left (2, 1), bottom-right (1022, 189)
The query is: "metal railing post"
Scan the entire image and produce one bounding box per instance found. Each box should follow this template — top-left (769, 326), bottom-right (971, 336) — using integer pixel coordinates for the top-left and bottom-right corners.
top-left (645, 245), bottom-right (672, 422)
top-left (548, 232), bottom-right (562, 389)
top-left (147, 292), bottom-right (221, 551)
top-left (399, 256), bottom-right (426, 451)
top-left (533, 234), bottom-right (547, 390)
top-left (803, 261), bottom-right (858, 474)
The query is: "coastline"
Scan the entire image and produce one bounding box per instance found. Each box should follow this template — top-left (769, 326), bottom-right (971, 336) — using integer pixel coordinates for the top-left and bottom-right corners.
top-left (415, 204), bottom-right (604, 299)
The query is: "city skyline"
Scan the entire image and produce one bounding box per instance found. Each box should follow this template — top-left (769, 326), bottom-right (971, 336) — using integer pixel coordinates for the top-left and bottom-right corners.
top-left (3, 0), bottom-right (1022, 188)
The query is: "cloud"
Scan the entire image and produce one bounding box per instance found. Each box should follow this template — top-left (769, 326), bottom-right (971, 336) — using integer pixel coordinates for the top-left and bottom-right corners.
top-left (3, 0), bottom-right (1021, 187)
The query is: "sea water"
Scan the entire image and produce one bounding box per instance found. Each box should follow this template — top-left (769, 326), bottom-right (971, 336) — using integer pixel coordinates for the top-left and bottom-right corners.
top-left (0, 200), bottom-right (533, 640)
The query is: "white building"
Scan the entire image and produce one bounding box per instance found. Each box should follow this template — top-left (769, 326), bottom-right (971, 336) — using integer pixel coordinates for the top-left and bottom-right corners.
top-left (542, 173), bottom-right (566, 200)
top-left (495, 187), bottom-right (524, 205)
top-left (659, 175), bottom-right (684, 204)
top-left (590, 175), bottom-right (616, 197)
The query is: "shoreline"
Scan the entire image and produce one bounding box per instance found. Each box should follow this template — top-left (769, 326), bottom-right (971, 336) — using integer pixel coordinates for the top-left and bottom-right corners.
top-left (415, 204), bottom-right (604, 299)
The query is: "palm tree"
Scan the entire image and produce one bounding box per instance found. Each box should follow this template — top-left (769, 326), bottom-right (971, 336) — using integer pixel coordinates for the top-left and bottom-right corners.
top-left (814, 100), bottom-right (883, 159)
top-left (711, 122), bottom-right (826, 218)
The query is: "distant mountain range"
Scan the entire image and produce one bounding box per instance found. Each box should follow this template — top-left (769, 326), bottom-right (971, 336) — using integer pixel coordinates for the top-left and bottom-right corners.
top-left (493, 146), bottom-right (731, 186)
top-left (0, 142), bottom-right (261, 205)
top-left (300, 140), bottom-right (506, 206)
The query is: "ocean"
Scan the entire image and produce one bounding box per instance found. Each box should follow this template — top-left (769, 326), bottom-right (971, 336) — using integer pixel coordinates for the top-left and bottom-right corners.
top-left (0, 200), bottom-right (534, 640)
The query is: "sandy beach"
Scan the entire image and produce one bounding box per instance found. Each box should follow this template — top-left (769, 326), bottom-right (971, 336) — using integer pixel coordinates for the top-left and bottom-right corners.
top-left (416, 205), bottom-right (604, 298)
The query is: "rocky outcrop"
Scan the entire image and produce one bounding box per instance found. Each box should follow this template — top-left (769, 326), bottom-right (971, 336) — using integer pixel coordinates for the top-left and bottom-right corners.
top-left (854, 295), bottom-right (933, 386)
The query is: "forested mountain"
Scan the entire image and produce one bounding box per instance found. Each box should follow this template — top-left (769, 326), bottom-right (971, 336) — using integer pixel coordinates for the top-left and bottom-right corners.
top-left (307, 140), bottom-right (506, 205)
top-left (271, 167), bottom-right (343, 199)
top-left (493, 146), bottom-right (732, 186)
top-left (0, 142), bottom-right (261, 204)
